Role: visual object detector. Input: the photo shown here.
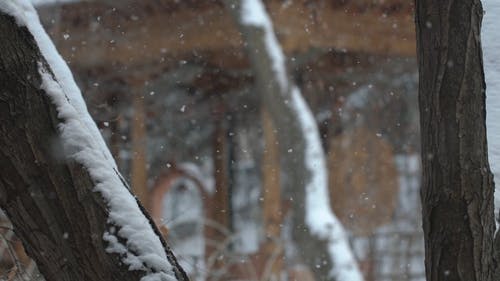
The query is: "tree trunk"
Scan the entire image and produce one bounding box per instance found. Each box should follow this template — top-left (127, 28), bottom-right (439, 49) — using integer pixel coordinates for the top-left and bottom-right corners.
top-left (224, 1), bottom-right (363, 280)
top-left (415, 1), bottom-right (495, 281)
top-left (0, 10), bottom-right (187, 281)
top-left (237, 21), bottom-right (333, 279)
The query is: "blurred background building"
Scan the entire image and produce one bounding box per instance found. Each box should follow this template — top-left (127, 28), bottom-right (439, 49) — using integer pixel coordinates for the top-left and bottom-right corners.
top-left (1, 1), bottom-right (423, 281)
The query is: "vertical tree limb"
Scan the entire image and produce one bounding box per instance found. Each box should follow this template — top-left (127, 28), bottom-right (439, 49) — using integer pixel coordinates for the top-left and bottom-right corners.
top-left (224, 1), bottom-right (364, 280)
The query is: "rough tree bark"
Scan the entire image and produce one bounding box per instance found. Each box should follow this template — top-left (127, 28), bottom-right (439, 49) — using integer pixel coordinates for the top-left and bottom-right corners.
top-left (0, 8), bottom-right (187, 281)
top-left (415, 0), bottom-right (495, 281)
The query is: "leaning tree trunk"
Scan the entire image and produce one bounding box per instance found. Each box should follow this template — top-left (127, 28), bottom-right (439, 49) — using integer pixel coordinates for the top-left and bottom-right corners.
top-left (0, 4), bottom-right (187, 281)
top-left (415, 1), bottom-right (495, 281)
top-left (224, 1), bottom-right (363, 281)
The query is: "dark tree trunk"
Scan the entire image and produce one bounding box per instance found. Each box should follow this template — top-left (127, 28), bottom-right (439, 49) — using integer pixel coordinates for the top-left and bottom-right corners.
top-left (0, 12), bottom-right (187, 281)
top-left (415, 1), bottom-right (495, 281)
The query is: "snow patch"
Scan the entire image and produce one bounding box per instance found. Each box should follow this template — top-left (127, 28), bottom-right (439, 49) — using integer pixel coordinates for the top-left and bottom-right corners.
top-left (483, 0), bottom-right (500, 223)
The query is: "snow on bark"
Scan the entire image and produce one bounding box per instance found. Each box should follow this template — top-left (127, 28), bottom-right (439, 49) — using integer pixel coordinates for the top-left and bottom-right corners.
top-left (483, 0), bottom-right (500, 223)
top-left (0, 0), bottom-right (116, 170)
top-left (291, 87), bottom-right (363, 281)
top-left (0, 2), bottom-right (178, 280)
top-left (240, 0), bottom-right (287, 91)
top-left (238, 0), bottom-right (364, 280)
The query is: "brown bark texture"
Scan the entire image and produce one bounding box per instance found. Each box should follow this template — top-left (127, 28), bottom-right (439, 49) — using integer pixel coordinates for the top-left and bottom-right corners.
top-left (0, 12), bottom-right (187, 281)
top-left (415, 0), bottom-right (495, 281)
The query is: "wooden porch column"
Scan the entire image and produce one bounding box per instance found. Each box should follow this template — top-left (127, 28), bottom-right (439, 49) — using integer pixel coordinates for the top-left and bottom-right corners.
top-left (130, 80), bottom-right (149, 209)
top-left (261, 109), bottom-right (283, 281)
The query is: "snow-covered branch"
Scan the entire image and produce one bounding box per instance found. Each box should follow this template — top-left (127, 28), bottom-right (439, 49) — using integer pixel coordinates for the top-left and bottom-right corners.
top-left (227, 0), bottom-right (364, 280)
top-left (0, 1), bottom-right (186, 280)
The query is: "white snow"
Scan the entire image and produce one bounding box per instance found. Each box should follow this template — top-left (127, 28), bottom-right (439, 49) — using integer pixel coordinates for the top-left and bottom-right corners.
top-left (240, 0), bottom-right (288, 91)
top-left (483, 0), bottom-right (500, 223)
top-left (239, 1), bottom-right (364, 280)
top-left (0, 2), bottom-right (177, 280)
top-left (291, 87), bottom-right (364, 281)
